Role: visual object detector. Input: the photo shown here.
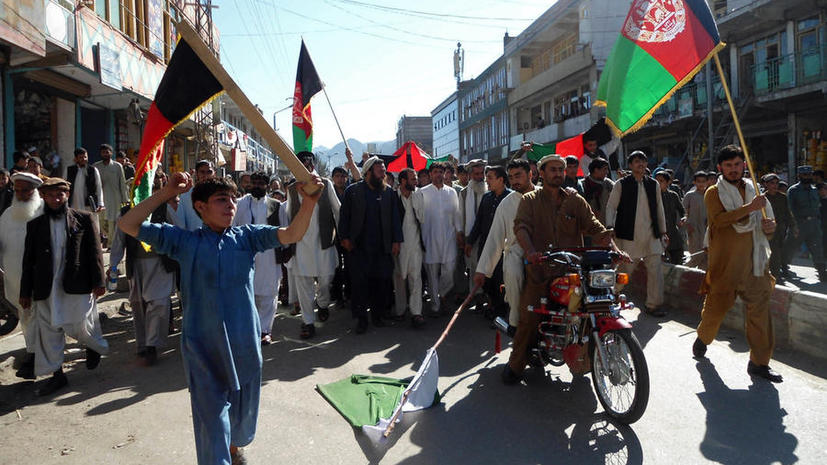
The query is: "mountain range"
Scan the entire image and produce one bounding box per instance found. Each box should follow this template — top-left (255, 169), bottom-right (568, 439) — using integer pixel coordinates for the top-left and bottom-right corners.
top-left (313, 138), bottom-right (398, 168)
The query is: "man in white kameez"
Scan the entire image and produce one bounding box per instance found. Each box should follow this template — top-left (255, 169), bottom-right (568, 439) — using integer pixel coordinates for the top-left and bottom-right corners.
top-left (420, 162), bottom-right (461, 316)
top-left (605, 151), bottom-right (669, 317)
top-left (392, 168), bottom-right (426, 328)
top-left (473, 159), bottom-right (536, 333)
top-left (93, 144), bottom-right (129, 245)
top-left (0, 172), bottom-right (44, 379)
top-left (458, 160), bottom-right (487, 300)
top-left (233, 172), bottom-right (283, 345)
top-left (20, 177), bottom-right (109, 396)
top-left (287, 152), bottom-right (340, 339)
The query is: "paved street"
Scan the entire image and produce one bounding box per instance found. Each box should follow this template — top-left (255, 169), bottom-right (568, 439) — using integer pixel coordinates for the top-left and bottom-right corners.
top-left (1, 290), bottom-right (825, 465)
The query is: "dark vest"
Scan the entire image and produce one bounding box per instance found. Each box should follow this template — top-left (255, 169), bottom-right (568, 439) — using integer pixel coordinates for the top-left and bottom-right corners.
top-left (122, 204), bottom-right (177, 278)
top-left (288, 179), bottom-right (336, 250)
top-left (66, 165), bottom-right (100, 209)
top-left (615, 175), bottom-right (661, 241)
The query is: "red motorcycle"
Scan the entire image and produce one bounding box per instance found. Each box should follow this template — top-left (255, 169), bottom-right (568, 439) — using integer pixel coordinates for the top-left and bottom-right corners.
top-left (495, 247), bottom-right (650, 424)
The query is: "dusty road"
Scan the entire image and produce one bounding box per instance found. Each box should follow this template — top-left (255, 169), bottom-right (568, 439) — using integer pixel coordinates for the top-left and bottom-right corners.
top-left (1, 290), bottom-right (825, 464)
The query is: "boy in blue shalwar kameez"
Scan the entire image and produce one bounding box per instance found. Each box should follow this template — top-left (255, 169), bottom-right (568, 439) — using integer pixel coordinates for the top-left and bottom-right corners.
top-left (119, 172), bottom-right (323, 465)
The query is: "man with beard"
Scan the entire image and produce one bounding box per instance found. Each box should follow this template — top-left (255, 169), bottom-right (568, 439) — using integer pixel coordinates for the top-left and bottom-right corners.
top-left (474, 159), bottom-right (536, 333)
top-left (231, 172), bottom-right (285, 345)
top-left (177, 160), bottom-right (215, 231)
top-left (238, 172), bottom-right (252, 196)
top-left (287, 151), bottom-right (341, 339)
top-left (420, 162), bottom-right (461, 315)
top-left (503, 155), bottom-right (620, 384)
top-left (93, 144), bottom-right (129, 247)
top-left (339, 157), bottom-right (402, 333)
top-left (0, 173), bottom-right (44, 374)
top-left (692, 145), bottom-right (781, 383)
top-left (786, 165), bottom-right (826, 281)
top-left (392, 168), bottom-right (426, 328)
top-left (605, 150), bottom-right (668, 317)
top-left (65, 147), bottom-right (104, 216)
top-left (116, 151), bottom-right (135, 181)
top-left (579, 157), bottom-right (614, 226)
top-left (458, 159), bottom-right (486, 301)
top-left (19, 177), bottom-right (109, 396)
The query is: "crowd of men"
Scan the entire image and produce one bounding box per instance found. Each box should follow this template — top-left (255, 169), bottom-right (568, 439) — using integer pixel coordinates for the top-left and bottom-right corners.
top-left (1, 138), bottom-right (813, 462)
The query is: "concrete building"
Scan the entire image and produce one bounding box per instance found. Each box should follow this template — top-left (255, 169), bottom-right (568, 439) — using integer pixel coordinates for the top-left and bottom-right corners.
top-left (218, 95), bottom-right (277, 174)
top-left (431, 92), bottom-right (459, 159)
top-left (1, 1), bottom-right (221, 173)
top-left (504, 0), bottom-right (632, 153)
top-left (622, 0), bottom-right (827, 184)
top-left (396, 115), bottom-right (433, 154)
top-left (457, 55), bottom-right (509, 163)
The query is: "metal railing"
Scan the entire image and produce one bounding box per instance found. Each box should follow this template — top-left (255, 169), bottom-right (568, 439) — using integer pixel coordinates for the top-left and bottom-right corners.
top-left (220, 121), bottom-right (276, 172)
top-left (750, 47), bottom-right (827, 95)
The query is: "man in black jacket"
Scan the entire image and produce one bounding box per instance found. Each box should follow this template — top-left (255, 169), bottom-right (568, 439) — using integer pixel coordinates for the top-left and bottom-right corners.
top-left (19, 177), bottom-right (109, 396)
top-left (465, 165), bottom-right (511, 318)
top-left (338, 157), bottom-right (403, 334)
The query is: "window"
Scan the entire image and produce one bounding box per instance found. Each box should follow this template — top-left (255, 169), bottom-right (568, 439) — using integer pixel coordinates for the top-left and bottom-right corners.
top-left (552, 32), bottom-right (577, 65)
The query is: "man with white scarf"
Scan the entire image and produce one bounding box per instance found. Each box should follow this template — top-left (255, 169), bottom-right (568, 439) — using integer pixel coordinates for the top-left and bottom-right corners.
top-left (459, 159), bottom-right (486, 299)
top-left (0, 172), bottom-right (44, 379)
top-left (473, 159), bottom-right (536, 333)
top-left (692, 145), bottom-right (782, 383)
top-left (392, 168), bottom-right (426, 327)
top-left (286, 151), bottom-right (340, 339)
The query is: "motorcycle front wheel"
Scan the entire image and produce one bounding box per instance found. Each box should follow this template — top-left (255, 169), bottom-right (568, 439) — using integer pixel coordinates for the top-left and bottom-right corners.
top-left (590, 328), bottom-right (650, 424)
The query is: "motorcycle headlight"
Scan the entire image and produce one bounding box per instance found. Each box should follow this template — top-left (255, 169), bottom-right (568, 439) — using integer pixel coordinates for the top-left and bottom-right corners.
top-left (588, 270), bottom-right (616, 288)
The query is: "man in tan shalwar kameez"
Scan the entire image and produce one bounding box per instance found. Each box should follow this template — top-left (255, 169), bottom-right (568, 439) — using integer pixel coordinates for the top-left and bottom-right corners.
top-left (693, 145), bottom-right (782, 383)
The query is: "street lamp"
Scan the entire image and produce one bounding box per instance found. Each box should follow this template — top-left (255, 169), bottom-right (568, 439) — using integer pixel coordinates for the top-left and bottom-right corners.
top-left (272, 97), bottom-right (293, 131)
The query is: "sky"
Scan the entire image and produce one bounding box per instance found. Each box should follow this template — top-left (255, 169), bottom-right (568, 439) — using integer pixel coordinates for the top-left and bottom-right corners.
top-left (213, 0), bottom-right (555, 151)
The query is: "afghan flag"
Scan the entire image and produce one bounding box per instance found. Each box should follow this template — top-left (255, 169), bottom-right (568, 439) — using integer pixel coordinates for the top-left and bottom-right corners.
top-left (292, 40), bottom-right (323, 153)
top-left (595, 0), bottom-right (724, 136)
top-left (133, 38), bottom-right (223, 204)
top-left (524, 118), bottom-right (616, 176)
top-left (386, 141), bottom-right (433, 173)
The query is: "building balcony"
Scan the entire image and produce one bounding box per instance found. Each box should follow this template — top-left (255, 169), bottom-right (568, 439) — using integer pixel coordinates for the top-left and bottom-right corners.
top-left (45, 0), bottom-right (75, 50)
top-left (750, 47), bottom-right (827, 102)
top-left (508, 45), bottom-right (593, 106)
top-left (511, 113), bottom-right (591, 149)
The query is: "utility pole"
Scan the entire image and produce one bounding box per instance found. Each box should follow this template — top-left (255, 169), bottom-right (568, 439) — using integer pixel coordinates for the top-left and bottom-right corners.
top-left (706, 62), bottom-right (713, 169)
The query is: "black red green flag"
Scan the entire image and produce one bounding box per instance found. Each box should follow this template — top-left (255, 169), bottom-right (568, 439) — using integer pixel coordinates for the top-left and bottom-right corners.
top-left (292, 40), bottom-right (323, 153)
top-left (133, 38), bottom-right (223, 204)
top-left (524, 118), bottom-right (615, 176)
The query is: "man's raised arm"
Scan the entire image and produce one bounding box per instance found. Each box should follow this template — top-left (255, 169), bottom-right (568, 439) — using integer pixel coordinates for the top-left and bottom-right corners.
top-left (119, 172), bottom-right (192, 237)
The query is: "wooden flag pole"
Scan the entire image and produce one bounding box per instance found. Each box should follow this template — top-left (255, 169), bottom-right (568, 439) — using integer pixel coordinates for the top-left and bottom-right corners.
top-left (175, 20), bottom-right (320, 194)
top-left (712, 52), bottom-right (766, 217)
top-left (321, 85), bottom-right (351, 155)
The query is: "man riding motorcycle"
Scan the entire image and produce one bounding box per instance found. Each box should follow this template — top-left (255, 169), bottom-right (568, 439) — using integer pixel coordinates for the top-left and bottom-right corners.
top-left (503, 154), bottom-right (628, 384)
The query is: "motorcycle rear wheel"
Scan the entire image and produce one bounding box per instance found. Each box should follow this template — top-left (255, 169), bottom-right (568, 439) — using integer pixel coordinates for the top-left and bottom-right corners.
top-left (590, 328), bottom-right (650, 424)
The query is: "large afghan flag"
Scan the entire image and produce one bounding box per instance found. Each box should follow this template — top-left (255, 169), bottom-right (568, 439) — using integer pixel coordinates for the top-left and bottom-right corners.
top-left (133, 38), bottom-right (223, 204)
top-left (292, 41), bottom-right (323, 153)
top-left (595, 0), bottom-right (724, 136)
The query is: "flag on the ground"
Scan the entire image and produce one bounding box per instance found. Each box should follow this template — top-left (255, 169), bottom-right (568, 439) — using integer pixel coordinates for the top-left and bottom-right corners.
top-left (317, 348), bottom-right (440, 444)
top-left (595, 0), bottom-right (724, 136)
top-left (133, 38), bottom-right (223, 204)
top-left (386, 141), bottom-right (433, 173)
top-left (292, 40), bottom-right (323, 153)
top-left (523, 117), bottom-right (616, 176)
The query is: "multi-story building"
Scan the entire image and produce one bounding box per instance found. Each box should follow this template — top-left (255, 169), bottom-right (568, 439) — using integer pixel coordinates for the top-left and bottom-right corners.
top-left (431, 92), bottom-right (458, 159)
top-left (396, 115), bottom-right (433, 154)
top-left (218, 95), bottom-right (277, 174)
top-left (1, 1), bottom-right (221, 173)
top-left (457, 55), bottom-right (509, 163)
top-left (623, 0), bottom-right (827, 183)
top-left (503, 0), bottom-right (632, 154)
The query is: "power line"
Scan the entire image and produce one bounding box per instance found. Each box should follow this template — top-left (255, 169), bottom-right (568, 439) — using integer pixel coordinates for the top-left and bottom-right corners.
top-left (332, 0), bottom-right (535, 22)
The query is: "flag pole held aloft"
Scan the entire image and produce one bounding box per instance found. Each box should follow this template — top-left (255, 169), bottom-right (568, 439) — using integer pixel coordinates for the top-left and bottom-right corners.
top-left (174, 20), bottom-right (319, 194)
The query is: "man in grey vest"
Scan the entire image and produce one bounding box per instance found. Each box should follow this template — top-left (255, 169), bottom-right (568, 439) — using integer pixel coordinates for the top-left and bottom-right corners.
top-left (605, 150), bottom-right (668, 317)
top-left (287, 152), bottom-right (341, 339)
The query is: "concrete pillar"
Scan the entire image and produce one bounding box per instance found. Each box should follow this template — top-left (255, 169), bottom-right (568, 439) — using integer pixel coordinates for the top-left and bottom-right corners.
top-left (3, 70), bottom-right (13, 168)
top-left (788, 112), bottom-right (796, 182)
top-left (729, 44), bottom-right (739, 98)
